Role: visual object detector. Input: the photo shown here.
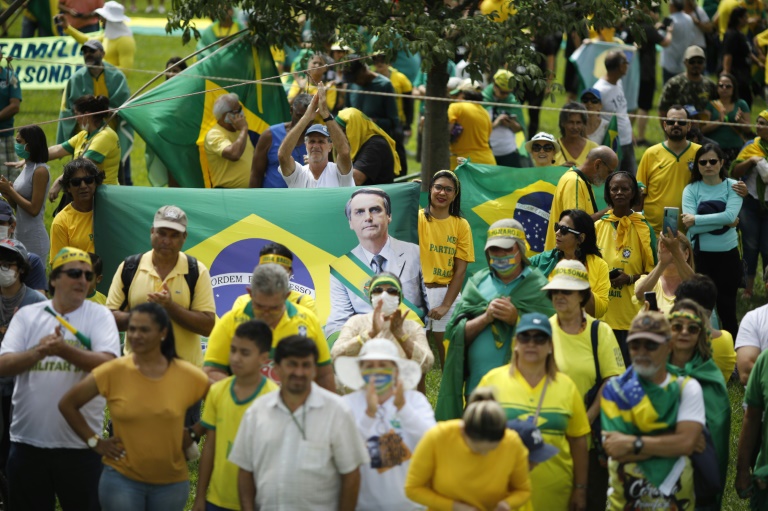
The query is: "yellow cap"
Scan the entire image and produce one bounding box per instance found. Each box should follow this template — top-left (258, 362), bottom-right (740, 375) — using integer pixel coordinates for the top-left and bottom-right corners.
top-left (52, 247), bottom-right (91, 270)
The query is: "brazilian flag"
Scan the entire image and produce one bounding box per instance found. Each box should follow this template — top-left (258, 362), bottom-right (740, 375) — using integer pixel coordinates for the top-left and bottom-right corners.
top-left (93, 183), bottom-right (420, 323)
top-left (120, 35), bottom-right (290, 188)
top-left (26, 0), bottom-right (58, 36)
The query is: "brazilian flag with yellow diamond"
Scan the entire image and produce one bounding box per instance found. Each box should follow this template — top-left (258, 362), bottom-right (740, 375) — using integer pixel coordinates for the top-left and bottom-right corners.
top-left (120, 35), bottom-right (289, 188)
top-left (94, 183), bottom-right (420, 324)
top-left (455, 161), bottom-right (607, 277)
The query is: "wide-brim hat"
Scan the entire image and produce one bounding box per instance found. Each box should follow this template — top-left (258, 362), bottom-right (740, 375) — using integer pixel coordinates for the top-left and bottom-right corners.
top-left (541, 259), bottom-right (591, 291)
top-left (95, 1), bottom-right (130, 22)
top-left (334, 338), bottom-right (421, 391)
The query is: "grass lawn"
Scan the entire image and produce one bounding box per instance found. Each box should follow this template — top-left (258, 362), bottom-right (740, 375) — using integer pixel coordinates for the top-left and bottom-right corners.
top-left (9, 3), bottom-right (766, 508)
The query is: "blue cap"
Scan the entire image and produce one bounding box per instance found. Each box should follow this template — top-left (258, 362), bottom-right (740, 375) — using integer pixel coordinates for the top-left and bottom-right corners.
top-left (0, 200), bottom-right (13, 222)
top-left (580, 88), bottom-right (601, 101)
top-left (305, 124), bottom-right (330, 137)
top-left (507, 418), bottom-right (559, 463)
top-left (683, 104), bottom-right (699, 119)
top-left (516, 312), bottom-right (552, 337)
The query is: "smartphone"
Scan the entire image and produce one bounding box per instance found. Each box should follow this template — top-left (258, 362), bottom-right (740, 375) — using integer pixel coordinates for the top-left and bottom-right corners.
top-left (609, 268), bottom-right (621, 280)
top-left (645, 291), bottom-right (658, 311)
top-left (663, 207), bottom-right (679, 237)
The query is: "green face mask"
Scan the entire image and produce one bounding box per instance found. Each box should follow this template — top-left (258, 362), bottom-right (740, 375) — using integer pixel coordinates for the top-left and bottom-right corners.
top-left (14, 142), bottom-right (29, 160)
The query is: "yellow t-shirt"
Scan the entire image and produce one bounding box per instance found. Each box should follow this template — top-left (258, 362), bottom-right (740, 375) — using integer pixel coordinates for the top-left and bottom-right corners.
top-left (549, 315), bottom-right (626, 399)
top-left (636, 142), bottom-right (700, 235)
top-left (66, 26), bottom-right (136, 73)
top-left (554, 138), bottom-right (599, 167)
top-left (204, 124), bottom-right (254, 189)
top-left (544, 169), bottom-right (596, 251)
top-left (287, 82), bottom-right (338, 123)
top-left (92, 356), bottom-right (209, 484)
top-left (594, 217), bottom-right (657, 330)
top-left (756, 28), bottom-right (768, 84)
top-left (233, 290), bottom-right (317, 317)
top-left (587, 254), bottom-right (610, 320)
top-left (479, 368), bottom-right (591, 511)
top-left (405, 420), bottom-right (531, 510)
top-left (62, 127), bottom-right (121, 185)
top-left (87, 290), bottom-right (107, 305)
top-left (203, 298), bottom-right (330, 378)
top-left (106, 251), bottom-right (217, 367)
top-left (711, 329), bottom-right (736, 383)
top-left (200, 375), bottom-right (278, 509)
top-left (448, 101), bottom-right (495, 170)
top-left (718, 0), bottom-right (743, 38)
top-left (417, 209), bottom-right (475, 285)
top-left (632, 275), bottom-right (676, 314)
top-left (49, 203), bottom-right (94, 263)
top-left (387, 66), bottom-right (413, 124)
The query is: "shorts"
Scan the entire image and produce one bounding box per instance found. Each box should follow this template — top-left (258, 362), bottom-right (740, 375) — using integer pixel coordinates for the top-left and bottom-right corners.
top-left (425, 286), bottom-right (461, 333)
top-left (637, 79), bottom-right (655, 112)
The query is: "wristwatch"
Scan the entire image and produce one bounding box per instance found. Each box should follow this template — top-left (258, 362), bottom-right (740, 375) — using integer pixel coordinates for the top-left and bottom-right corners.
top-left (87, 434), bottom-right (100, 449)
top-left (187, 428), bottom-right (199, 442)
top-left (323, 115), bottom-right (334, 123)
top-left (633, 436), bottom-right (644, 455)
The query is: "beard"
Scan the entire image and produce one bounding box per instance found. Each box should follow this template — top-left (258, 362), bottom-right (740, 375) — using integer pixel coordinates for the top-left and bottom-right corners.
top-left (667, 131), bottom-right (685, 142)
top-left (633, 359), bottom-right (662, 379)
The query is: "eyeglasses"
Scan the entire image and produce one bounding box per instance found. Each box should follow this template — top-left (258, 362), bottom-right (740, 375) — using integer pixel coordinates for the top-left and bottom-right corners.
top-left (62, 268), bottom-right (94, 281)
top-left (698, 158), bottom-right (720, 167)
top-left (582, 97), bottom-right (601, 104)
top-left (70, 176), bottom-right (96, 187)
top-left (628, 339), bottom-right (662, 352)
top-left (433, 184), bottom-right (455, 194)
top-left (0, 262), bottom-right (17, 271)
top-left (718, 83), bottom-right (733, 89)
top-left (670, 322), bottom-right (702, 335)
top-left (666, 120), bottom-right (688, 127)
top-left (370, 287), bottom-right (399, 296)
top-left (550, 289), bottom-right (575, 296)
top-left (517, 332), bottom-right (550, 345)
top-left (687, 58), bottom-right (705, 65)
top-left (553, 223), bottom-right (581, 236)
top-left (532, 143), bottom-right (555, 152)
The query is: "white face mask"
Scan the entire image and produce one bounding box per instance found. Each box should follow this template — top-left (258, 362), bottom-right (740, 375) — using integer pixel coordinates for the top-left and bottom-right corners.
top-left (371, 293), bottom-right (399, 316)
top-left (0, 226), bottom-right (10, 240)
top-left (0, 267), bottom-right (16, 288)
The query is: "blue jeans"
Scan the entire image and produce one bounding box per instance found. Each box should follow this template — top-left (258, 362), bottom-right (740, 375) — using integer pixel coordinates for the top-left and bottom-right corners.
top-left (98, 466), bottom-right (189, 511)
top-left (739, 195), bottom-right (768, 278)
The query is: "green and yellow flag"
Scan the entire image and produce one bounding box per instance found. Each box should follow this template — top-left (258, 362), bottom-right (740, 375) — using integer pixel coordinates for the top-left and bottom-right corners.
top-left (93, 183), bottom-right (420, 323)
top-left (120, 35), bottom-right (289, 187)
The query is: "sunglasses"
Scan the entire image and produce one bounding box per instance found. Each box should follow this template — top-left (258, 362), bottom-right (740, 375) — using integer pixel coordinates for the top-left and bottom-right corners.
top-left (718, 83), bottom-right (733, 89)
top-left (517, 332), bottom-right (550, 345)
top-left (582, 97), bottom-right (601, 104)
top-left (532, 143), bottom-right (555, 152)
top-left (433, 184), bottom-right (455, 194)
top-left (553, 223), bottom-right (581, 236)
top-left (666, 120), bottom-right (688, 127)
top-left (698, 158), bottom-right (720, 167)
top-left (70, 176), bottom-right (96, 187)
top-left (62, 268), bottom-right (95, 281)
top-left (370, 287), bottom-right (399, 296)
top-left (550, 289), bottom-right (575, 296)
top-left (627, 339), bottom-right (662, 352)
top-left (671, 322), bottom-right (702, 335)
top-left (687, 58), bottom-right (705, 65)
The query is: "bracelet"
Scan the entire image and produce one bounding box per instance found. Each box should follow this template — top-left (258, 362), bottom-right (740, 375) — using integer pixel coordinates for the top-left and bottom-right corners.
top-left (574, 483), bottom-right (587, 490)
top-left (397, 333), bottom-right (409, 344)
top-left (323, 115), bottom-right (334, 122)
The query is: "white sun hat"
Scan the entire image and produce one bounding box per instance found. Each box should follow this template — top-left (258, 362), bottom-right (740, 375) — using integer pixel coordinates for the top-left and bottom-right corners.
top-left (334, 338), bottom-right (422, 391)
top-left (95, 1), bottom-right (131, 22)
top-left (541, 259), bottom-right (591, 291)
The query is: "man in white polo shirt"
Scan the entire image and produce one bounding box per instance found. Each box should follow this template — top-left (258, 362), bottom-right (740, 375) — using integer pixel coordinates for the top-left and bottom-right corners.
top-left (277, 82), bottom-right (354, 188)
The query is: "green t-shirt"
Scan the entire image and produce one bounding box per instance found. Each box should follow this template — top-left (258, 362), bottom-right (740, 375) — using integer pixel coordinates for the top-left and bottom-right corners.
top-left (745, 349), bottom-right (768, 470)
top-left (705, 99), bottom-right (750, 149)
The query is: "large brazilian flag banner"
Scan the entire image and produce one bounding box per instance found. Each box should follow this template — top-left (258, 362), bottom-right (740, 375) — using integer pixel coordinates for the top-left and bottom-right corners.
top-left (120, 35), bottom-right (289, 188)
top-left (93, 183), bottom-right (420, 323)
top-left (455, 161), bottom-right (607, 277)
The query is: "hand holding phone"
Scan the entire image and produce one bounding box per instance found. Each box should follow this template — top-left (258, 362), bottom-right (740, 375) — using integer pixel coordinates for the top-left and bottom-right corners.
top-left (663, 207), bottom-right (679, 238)
top-left (644, 291), bottom-right (658, 311)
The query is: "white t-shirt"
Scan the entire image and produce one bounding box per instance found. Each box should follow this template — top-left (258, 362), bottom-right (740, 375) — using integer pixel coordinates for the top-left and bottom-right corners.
top-left (735, 304), bottom-right (768, 352)
top-left (229, 383), bottom-right (370, 510)
top-left (343, 390), bottom-right (436, 511)
top-left (587, 117), bottom-right (610, 145)
top-left (688, 7), bottom-right (710, 49)
top-left (661, 12), bottom-right (695, 74)
top-left (658, 373), bottom-right (706, 425)
top-left (594, 78), bottom-right (632, 146)
top-left (0, 300), bottom-right (121, 448)
top-left (279, 160), bottom-right (354, 188)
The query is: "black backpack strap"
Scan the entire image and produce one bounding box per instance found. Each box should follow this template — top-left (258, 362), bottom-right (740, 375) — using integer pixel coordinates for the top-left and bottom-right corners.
top-left (585, 319), bottom-right (603, 407)
top-left (570, 167), bottom-right (599, 213)
top-left (184, 254), bottom-right (199, 307)
top-left (119, 253), bottom-right (143, 311)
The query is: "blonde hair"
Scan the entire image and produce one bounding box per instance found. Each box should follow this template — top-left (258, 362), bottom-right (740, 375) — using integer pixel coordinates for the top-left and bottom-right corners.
top-left (670, 299), bottom-right (712, 360)
top-left (463, 387), bottom-right (507, 442)
top-left (511, 336), bottom-right (559, 380)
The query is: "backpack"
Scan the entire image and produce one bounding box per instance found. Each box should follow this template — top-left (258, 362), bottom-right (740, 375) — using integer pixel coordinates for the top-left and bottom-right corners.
top-left (119, 253), bottom-right (200, 311)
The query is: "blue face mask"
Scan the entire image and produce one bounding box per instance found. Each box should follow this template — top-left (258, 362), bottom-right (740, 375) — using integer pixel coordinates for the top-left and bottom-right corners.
top-left (490, 255), bottom-right (518, 277)
top-left (361, 367), bottom-right (395, 395)
top-left (14, 142), bottom-right (29, 160)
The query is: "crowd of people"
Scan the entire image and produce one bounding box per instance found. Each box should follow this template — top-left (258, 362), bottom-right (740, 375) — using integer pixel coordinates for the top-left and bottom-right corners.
top-left (7, 0), bottom-right (768, 510)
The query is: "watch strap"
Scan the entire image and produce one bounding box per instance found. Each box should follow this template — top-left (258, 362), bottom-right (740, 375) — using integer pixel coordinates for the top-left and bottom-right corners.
top-left (323, 115), bottom-right (334, 123)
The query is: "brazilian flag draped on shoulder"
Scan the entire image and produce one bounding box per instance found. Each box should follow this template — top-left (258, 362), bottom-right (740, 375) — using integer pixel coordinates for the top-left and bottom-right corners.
top-left (453, 161), bottom-right (607, 277)
top-left (93, 183), bottom-right (420, 325)
top-left (26, 0), bottom-right (57, 36)
top-left (120, 35), bottom-right (289, 187)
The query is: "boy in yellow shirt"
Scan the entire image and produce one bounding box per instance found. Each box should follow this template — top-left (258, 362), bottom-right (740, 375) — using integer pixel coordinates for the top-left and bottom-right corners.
top-left (193, 320), bottom-right (278, 511)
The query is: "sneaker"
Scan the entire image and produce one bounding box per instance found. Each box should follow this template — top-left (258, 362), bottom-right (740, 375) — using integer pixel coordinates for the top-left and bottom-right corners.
top-left (144, 5), bottom-right (154, 13)
top-left (158, 5), bottom-right (165, 13)
top-left (185, 441), bottom-right (200, 461)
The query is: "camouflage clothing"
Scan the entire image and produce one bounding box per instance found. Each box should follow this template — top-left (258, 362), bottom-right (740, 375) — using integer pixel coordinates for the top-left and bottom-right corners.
top-left (658, 74), bottom-right (719, 113)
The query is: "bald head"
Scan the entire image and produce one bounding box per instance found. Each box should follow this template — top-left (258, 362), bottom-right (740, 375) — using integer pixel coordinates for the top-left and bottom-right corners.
top-left (582, 146), bottom-right (618, 186)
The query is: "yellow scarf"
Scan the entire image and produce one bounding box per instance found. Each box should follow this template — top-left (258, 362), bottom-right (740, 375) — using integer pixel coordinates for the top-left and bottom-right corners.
top-left (335, 108), bottom-right (402, 176)
top-left (605, 210), bottom-right (655, 269)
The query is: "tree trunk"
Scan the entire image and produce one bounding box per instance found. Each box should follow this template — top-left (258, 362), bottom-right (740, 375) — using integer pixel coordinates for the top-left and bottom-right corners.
top-left (420, 63), bottom-right (450, 190)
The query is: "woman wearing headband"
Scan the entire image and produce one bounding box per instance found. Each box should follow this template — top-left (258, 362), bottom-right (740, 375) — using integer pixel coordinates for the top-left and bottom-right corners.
top-left (418, 169), bottom-right (474, 369)
top-left (406, 387), bottom-right (531, 510)
top-left (479, 312), bottom-right (589, 511)
top-left (331, 272), bottom-right (433, 392)
top-left (336, 338), bottom-right (435, 510)
top-left (667, 299), bottom-right (730, 508)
